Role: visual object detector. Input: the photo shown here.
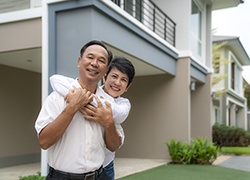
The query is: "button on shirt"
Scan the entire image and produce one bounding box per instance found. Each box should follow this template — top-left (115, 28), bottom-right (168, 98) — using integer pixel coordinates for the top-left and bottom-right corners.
top-left (35, 80), bottom-right (106, 174)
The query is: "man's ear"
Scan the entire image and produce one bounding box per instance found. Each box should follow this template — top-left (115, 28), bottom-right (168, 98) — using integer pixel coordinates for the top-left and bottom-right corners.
top-left (102, 76), bottom-right (106, 84)
top-left (101, 76), bottom-right (106, 85)
top-left (77, 57), bottom-right (81, 68)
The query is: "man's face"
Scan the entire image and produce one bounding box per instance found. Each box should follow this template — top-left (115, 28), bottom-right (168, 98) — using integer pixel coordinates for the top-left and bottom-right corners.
top-left (104, 67), bottom-right (130, 98)
top-left (78, 45), bottom-right (109, 84)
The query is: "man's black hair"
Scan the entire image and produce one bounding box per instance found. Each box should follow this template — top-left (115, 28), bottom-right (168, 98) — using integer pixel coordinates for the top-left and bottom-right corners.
top-left (80, 40), bottom-right (113, 65)
top-left (106, 56), bottom-right (135, 87)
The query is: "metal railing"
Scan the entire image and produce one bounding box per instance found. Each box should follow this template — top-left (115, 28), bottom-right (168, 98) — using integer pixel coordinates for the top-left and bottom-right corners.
top-left (111, 0), bottom-right (176, 46)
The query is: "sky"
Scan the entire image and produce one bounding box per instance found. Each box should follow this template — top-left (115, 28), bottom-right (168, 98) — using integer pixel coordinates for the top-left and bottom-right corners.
top-left (212, 0), bottom-right (250, 82)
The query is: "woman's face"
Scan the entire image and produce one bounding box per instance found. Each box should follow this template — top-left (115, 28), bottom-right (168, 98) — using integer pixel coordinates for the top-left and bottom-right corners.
top-left (103, 67), bottom-right (129, 98)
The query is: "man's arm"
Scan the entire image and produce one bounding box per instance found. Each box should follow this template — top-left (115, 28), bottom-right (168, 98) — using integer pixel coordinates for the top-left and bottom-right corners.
top-left (81, 97), bottom-right (122, 152)
top-left (38, 88), bottom-right (93, 149)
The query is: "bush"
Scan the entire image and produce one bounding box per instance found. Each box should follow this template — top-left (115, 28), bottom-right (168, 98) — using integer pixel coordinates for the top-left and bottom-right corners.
top-left (212, 123), bottom-right (250, 147)
top-left (166, 137), bottom-right (219, 165)
top-left (19, 172), bottom-right (46, 180)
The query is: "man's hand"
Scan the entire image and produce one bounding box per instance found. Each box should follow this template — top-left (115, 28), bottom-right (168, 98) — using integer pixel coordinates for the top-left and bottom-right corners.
top-left (38, 87), bottom-right (93, 149)
top-left (81, 96), bottom-right (122, 152)
top-left (65, 87), bottom-right (94, 112)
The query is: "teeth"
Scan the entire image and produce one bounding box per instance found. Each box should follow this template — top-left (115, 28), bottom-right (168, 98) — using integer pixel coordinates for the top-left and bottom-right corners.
top-left (112, 86), bottom-right (119, 91)
top-left (88, 69), bottom-right (98, 74)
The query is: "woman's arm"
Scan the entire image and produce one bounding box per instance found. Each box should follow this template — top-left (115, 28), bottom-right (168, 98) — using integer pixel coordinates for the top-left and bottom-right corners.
top-left (50, 74), bottom-right (74, 96)
top-left (111, 98), bottom-right (131, 124)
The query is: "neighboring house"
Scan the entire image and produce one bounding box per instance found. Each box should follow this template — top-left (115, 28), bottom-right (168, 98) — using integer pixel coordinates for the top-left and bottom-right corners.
top-left (212, 35), bottom-right (250, 130)
top-left (0, 0), bottom-right (244, 172)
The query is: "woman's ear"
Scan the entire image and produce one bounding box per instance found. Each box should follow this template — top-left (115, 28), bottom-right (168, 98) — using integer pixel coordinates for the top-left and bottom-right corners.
top-left (125, 83), bottom-right (132, 92)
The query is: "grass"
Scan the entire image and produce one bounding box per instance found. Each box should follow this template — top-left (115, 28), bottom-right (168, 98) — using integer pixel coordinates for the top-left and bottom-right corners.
top-left (19, 172), bottom-right (45, 180)
top-left (19, 147), bottom-right (250, 180)
top-left (117, 164), bottom-right (250, 180)
top-left (117, 147), bottom-right (250, 180)
top-left (221, 146), bottom-right (250, 155)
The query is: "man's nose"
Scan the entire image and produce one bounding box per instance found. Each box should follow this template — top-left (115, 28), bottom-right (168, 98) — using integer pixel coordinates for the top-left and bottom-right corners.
top-left (91, 59), bottom-right (98, 66)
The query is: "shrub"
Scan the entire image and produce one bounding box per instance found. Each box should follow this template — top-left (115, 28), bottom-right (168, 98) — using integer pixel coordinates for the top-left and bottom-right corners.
top-left (212, 123), bottom-right (250, 147)
top-left (166, 137), bottom-right (219, 165)
top-left (19, 172), bottom-right (46, 180)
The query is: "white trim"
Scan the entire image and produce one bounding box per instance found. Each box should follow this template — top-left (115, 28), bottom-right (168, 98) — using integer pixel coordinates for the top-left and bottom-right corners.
top-left (0, 8), bottom-right (42, 24)
top-left (228, 51), bottom-right (244, 96)
top-left (31, 0), bottom-right (42, 8)
top-left (226, 97), bottom-right (247, 129)
top-left (47, 0), bottom-right (68, 4)
top-left (229, 51), bottom-right (242, 70)
top-left (178, 50), bottom-right (213, 73)
top-left (212, 105), bottom-right (220, 124)
top-left (41, 0), bottom-right (49, 176)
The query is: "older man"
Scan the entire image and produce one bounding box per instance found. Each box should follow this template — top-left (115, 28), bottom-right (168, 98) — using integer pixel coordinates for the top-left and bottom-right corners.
top-left (35, 40), bottom-right (121, 180)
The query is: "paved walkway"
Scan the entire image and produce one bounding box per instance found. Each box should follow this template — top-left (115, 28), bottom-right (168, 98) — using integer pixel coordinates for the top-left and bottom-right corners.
top-left (1, 156), bottom-right (250, 180)
top-left (0, 158), bottom-right (168, 180)
top-left (214, 155), bottom-right (250, 172)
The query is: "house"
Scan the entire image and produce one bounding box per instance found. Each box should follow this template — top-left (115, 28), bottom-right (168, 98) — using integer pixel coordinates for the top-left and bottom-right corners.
top-left (212, 35), bottom-right (250, 129)
top-left (0, 0), bottom-right (244, 173)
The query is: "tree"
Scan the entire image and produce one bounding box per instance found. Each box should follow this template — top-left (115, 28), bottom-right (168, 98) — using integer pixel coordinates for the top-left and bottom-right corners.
top-left (212, 42), bottom-right (231, 97)
top-left (243, 80), bottom-right (250, 110)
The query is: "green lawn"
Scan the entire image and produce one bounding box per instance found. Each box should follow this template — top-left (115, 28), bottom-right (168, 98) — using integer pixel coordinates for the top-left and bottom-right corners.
top-left (221, 146), bottom-right (250, 155)
top-left (117, 164), bottom-right (250, 180)
top-left (117, 147), bottom-right (250, 180)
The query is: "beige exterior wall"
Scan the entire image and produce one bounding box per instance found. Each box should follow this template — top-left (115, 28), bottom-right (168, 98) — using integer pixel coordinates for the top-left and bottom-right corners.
top-left (191, 73), bottom-right (213, 140)
top-left (117, 57), bottom-right (196, 159)
top-left (0, 65), bottom-right (41, 166)
top-left (0, 17), bottom-right (42, 167)
top-left (0, 18), bottom-right (41, 52)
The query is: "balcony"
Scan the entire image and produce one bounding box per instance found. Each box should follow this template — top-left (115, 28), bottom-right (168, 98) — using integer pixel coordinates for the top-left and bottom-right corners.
top-left (111, 0), bottom-right (176, 47)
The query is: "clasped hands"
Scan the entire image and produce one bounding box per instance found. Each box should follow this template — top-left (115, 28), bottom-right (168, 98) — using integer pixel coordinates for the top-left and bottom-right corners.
top-left (64, 87), bottom-right (113, 127)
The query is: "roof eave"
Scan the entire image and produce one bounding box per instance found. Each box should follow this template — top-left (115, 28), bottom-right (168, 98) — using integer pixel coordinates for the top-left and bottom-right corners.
top-left (211, 0), bottom-right (244, 10)
top-left (213, 37), bottom-right (250, 65)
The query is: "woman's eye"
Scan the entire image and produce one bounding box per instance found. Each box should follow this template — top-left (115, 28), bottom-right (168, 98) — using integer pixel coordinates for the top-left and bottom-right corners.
top-left (122, 79), bottom-right (128, 83)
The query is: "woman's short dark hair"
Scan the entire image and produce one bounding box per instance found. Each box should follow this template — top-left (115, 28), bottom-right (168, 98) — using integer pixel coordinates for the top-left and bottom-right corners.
top-left (106, 56), bottom-right (135, 87)
top-left (80, 40), bottom-right (113, 65)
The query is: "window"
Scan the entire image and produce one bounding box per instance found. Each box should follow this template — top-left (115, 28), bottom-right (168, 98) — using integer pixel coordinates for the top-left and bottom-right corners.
top-left (231, 62), bottom-right (235, 90)
top-left (191, 0), bottom-right (202, 59)
top-left (230, 57), bottom-right (241, 93)
top-left (214, 107), bottom-right (220, 123)
top-left (228, 105), bottom-right (231, 126)
top-left (235, 106), bottom-right (239, 127)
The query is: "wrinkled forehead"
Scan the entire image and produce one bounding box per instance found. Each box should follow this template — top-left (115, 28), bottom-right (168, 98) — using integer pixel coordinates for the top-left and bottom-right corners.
top-left (84, 45), bottom-right (109, 59)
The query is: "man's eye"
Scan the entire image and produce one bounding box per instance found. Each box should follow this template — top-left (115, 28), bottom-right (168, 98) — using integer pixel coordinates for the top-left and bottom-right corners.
top-left (99, 59), bottom-right (106, 64)
top-left (87, 56), bottom-right (94, 59)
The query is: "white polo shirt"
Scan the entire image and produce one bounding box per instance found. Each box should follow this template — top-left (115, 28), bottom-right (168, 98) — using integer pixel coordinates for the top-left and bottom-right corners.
top-left (35, 81), bottom-right (107, 173)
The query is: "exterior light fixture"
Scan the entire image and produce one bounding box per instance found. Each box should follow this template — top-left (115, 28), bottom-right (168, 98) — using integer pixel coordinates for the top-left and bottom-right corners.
top-left (190, 81), bottom-right (196, 91)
